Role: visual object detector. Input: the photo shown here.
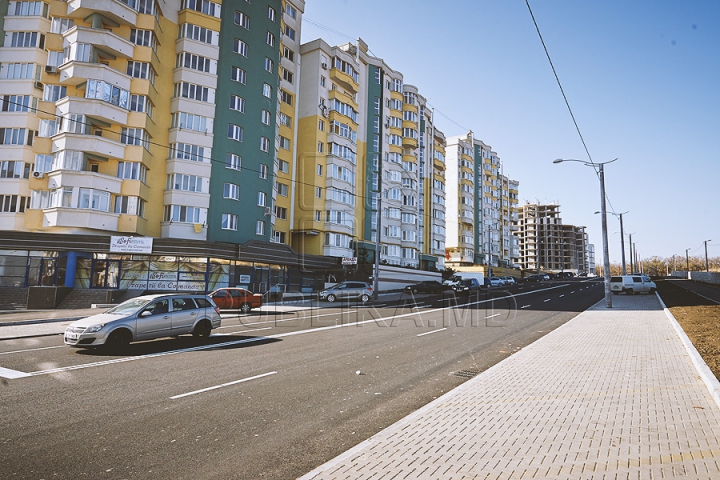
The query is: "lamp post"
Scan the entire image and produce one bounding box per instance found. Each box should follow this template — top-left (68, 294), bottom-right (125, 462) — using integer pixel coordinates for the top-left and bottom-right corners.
top-left (554, 158), bottom-right (617, 308)
top-left (598, 210), bottom-right (629, 274)
top-left (704, 239), bottom-right (712, 272)
top-left (686, 248), bottom-right (691, 277)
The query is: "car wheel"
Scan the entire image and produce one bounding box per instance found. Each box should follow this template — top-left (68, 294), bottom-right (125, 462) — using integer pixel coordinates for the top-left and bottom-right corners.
top-left (105, 329), bottom-right (131, 353)
top-left (627, 288), bottom-right (634, 295)
top-left (240, 303), bottom-right (252, 313)
top-left (326, 294), bottom-right (336, 303)
top-left (360, 294), bottom-right (370, 303)
top-left (613, 292), bottom-right (619, 295)
top-left (193, 319), bottom-right (212, 338)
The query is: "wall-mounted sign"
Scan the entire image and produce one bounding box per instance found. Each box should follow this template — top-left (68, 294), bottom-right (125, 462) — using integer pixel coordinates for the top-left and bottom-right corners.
top-left (110, 236), bottom-right (153, 254)
top-left (342, 257), bottom-right (357, 265)
top-left (238, 274), bottom-right (251, 283)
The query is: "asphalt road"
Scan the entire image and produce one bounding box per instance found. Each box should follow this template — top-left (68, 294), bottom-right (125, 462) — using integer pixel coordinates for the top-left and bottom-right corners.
top-left (0, 279), bottom-right (603, 479)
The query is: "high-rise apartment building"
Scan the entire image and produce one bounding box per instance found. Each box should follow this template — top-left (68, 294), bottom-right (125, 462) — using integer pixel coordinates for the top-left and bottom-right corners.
top-left (445, 132), bottom-right (519, 269)
top-left (295, 38), bottom-right (446, 272)
top-left (516, 202), bottom-right (590, 274)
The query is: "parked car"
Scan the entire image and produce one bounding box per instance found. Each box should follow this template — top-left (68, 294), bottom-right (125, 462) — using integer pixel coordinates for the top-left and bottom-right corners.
top-left (210, 287), bottom-right (263, 313)
top-left (319, 282), bottom-right (373, 303)
top-left (452, 278), bottom-right (483, 294)
top-left (488, 276), bottom-right (505, 287)
top-left (610, 275), bottom-right (657, 295)
top-left (64, 294), bottom-right (221, 350)
top-left (404, 280), bottom-right (449, 294)
top-left (501, 276), bottom-right (516, 285)
top-left (523, 274), bottom-right (549, 282)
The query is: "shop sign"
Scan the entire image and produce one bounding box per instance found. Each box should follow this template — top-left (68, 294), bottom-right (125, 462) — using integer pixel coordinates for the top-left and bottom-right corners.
top-left (110, 236), bottom-right (153, 254)
top-left (342, 257), bottom-right (357, 265)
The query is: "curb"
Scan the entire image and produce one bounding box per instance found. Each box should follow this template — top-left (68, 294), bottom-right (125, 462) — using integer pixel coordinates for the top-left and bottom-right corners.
top-left (656, 292), bottom-right (720, 410)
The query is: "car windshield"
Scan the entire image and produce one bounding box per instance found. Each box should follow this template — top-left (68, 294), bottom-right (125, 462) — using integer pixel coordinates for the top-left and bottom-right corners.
top-left (106, 298), bottom-right (152, 315)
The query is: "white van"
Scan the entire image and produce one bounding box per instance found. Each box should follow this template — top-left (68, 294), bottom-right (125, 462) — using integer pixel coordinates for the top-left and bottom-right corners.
top-left (445, 272), bottom-right (486, 288)
top-left (610, 275), bottom-right (657, 295)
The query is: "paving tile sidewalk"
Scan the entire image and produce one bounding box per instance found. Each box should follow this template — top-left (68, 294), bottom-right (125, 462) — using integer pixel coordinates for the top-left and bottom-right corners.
top-left (301, 293), bottom-right (720, 479)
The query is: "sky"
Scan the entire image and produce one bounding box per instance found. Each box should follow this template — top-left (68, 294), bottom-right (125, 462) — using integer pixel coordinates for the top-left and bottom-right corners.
top-left (300, 0), bottom-right (720, 265)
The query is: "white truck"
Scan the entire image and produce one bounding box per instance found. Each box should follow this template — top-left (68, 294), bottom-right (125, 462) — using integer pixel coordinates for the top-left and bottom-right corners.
top-left (444, 272), bottom-right (486, 288)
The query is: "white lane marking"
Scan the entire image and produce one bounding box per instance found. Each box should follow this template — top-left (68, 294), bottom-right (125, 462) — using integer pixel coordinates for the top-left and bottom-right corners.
top-left (0, 366), bottom-right (31, 379)
top-left (485, 314), bottom-right (501, 319)
top-left (239, 310), bottom-right (357, 326)
top-left (571, 291), bottom-right (575, 294)
top-left (559, 295), bottom-right (565, 298)
top-left (0, 345), bottom-right (65, 356)
top-left (521, 305), bottom-right (531, 309)
top-left (544, 299), bottom-right (551, 303)
top-left (170, 371), bottom-right (277, 399)
top-left (416, 328), bottom-right (447, 337)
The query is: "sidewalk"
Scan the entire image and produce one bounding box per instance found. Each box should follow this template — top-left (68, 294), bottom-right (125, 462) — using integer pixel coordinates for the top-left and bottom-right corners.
top-left (301, 293), bottom-right (720, 479)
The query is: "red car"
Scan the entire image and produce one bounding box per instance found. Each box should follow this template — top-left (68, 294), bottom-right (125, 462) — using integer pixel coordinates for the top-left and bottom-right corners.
top-left (210, 288), bottom-right (263, 313)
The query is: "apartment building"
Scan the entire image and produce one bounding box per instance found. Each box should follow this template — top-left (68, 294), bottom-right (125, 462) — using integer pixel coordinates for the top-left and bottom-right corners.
top-left (516, 202), bottom-right (590, 274)
top-left (0, 0), bottom-right (340, 294)
top-left (445, 132), bottom-right (519, 269)
top-left (295, 38), bottom-right (446, 275)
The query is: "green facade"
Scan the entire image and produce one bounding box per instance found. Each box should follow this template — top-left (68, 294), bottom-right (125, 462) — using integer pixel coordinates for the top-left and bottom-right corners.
top-left (207, 0), bottom-right (282, 244)
top-left (363, 65), bottom-right (383, 243)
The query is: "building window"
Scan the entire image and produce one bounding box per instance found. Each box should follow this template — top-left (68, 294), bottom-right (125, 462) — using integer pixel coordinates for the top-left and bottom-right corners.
top-left (126, 61), bottom-right (155, 84)
top-left (262, 83), bottom-right (272, 98)
top-left (260, 137), bottom-right (270, 152)
top-left (261, 109), bottom-right (271, 125)
top-left (283, 25), bottom-right (295, 41)
top-left (280, 90), bottom-right (293, 106)
top-left (164, 204), bottom-right (204, 223)
top-left (256, 220), bottom-right (265, 235)
top-left (223, 183), bottom-right (240, 200)
top-left (175, 82), bottom-right (210, 102)
top-left (167, 173), bottom-right (205, 193)
top-left (229, 95), bottom-right (245, 112)
top-left (274, 206), bottom-right (287, 220)
top-left (117, 162), bottom-right (147, 182)
top-left (234, 11), bottom-right (249, 29)
top-left (278, 136), bottom-right (290, 150)
top-left (176, 52), bottom-right (214, 73)
top-left (226, 153), bottom-right (241, 170)
top-left (258, 164), bottom-right (268, 179)
top-left (317, 164), bottom-right (323, 176)
top-left (268, 6), bottom-right (276, 21)
top-left (282, 46), bottom-right (294, 62)
top-left (227, 124), bottom-right (243, 142)
top-left (78, 188), bottom-right (110, 212)
top-left (181, 0), bottom-right (221, 18)
top-left (114, 196), bottom-right (145, 217)
top-left (231, 66), bottom-right (246, 84)
top-left (170, 143), bottom-right (206, 162)
top-left (279, 113), bottom-right (292, 128)
top-left (276, 182), bottom-right (288, 197)
top-left (316, 187), bottom-right (322, 199)
top-left (264, 57), bottom-right (274, 73)
top-left (282, 69), bottom-right (294, 84)
top-left (233, 39), bottom-right (248, 57)
top-left (221, 213), bottom-right (238, 230)
top-left (258, 190), bottom-right (267, 206)
top-left (277, 159), bottom-right (289, 173)
top-left (120, 128), bottom-right (149, 150)
top-left (11, 2), bottom-right (49, 17)
top-left (266, 31), bottom-right (275, 47)
top-left (285, 4), bottom-right (297, 19)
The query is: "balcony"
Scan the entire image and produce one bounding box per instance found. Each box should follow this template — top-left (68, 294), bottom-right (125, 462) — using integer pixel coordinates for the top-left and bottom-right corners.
top-left (47, 170), bottom-right (122, 194)
top-left (56, 96), bottom-right (128, 125)
top-left (66, 0), bottom-right (137, 27)
top-left (162, 222), bottom-right (207, 241)
top-left (328, 68), bottom-right (358, 94)
top-left (42, 207), bottom-right (119, 232)
top-left (52, 132), bottom-right (126, 160)
top-left (64, 26), bottom-right (135, 59)
top-left (163, 190), bottom-right (210, 209)
top-left (59, 61), bottom-right (131, 90)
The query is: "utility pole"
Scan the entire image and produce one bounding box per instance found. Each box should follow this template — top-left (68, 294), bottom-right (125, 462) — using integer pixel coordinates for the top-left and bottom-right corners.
top-left (705, 239), bottom-right (712, 272)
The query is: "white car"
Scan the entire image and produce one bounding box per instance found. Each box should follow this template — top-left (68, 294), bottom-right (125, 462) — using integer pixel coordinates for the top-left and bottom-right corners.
top-left (501, 276), bottom-right (516, 285)
top-left (64, 294), bottom-right (221, 350)
top-left (488, 276), bottom-right (505, 287)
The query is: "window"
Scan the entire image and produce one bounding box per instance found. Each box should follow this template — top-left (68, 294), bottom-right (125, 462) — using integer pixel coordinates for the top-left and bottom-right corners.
top-left (257, 191), bottom-right (266, 206)
top-left (223, 183), bottom-right (239, 200)
top-left (266, 31), bottom-right (275, 46)
top-left (179, 23), bottom-right (217, 45)
top-left (226, 153), bottom-right (241, 170)
top-left (234, 11), bottom-right (249, 29)
top-left (167, 173), bottom-right (204, 192)
top-left (1, 128), bottom-right (31, 146)
top-left (120, 128), bottom-right (149, 149)
top-left (316, 187), bottom-right (322, 199)
top-left (268, 6), bottom-right (276, 21)
top-left (282, 69), bottom-right (294, 84)
top-left (262, 83), bottom-right (272, 98)
top-left (176, 52), bottom-right (214, 73)
top-left (256, 220), bottom-right (265, 235)
top-left (261, 109), bottom-right (271, 125)
top-left (279, 112), bottom-right (292, 127)
top-left (172, 112), bottom-right (209, 132)
top-left (164, 204), bottom-right (205, 223)
top-left (78, 188), bottom-right (110, 212)
top-left (2, 63), bottom-right (38, 80)
top-left (221, 213), bottom-right (238, 230)
top-left (317, 164), bottom-right (323, 176)
top-left (318, 119), bottom-right (325, 131)
top-left (0, 161), bottom-right (30, 179)
top-left (10, 2), bottom-right (49, 17)
top-left (258, 164), bottom-right (268, 179)
top-left (43, 84), bottom-right (66, 102)
top-left (11, 31), bottom-right (45, 49)
top-left (170, 143), bottom-right (207, 162)
top-left (233, 39), bottom-right (248, 57)
top-left (274, 206), bottom-right (287, 220)
top-left (227, 124), bottom-right (243, 142)
top-left (231, 66), bottom-right (246, 84)
top-left (114, 196), bottom-right (145, 217)
top-left (285, 3), bottom-right (297, 19)
top-left (1, 95), bottom-right (38, 113)
top-left (278, 136), bottom-right (290, 150)
top-left (229, 95), bottom-right (245, 112)
top-left (283, 25), bottom-right (295, 41)
top-left (280, 90), bottom-right (293, 105)
top-left (130, 29), bottom-right (156, 51)
top-left (276, 182), bottom-right (288, 197)
top-left (282, 46), bottom-right (294, 62)
top-left (277, 159), bottom-right (289, 173)
top-left (0, 195), bottom-right (29, 213)
top-left (181, 0), bottom-right (221, 18)
top-left (175, 82), bottom-right (210, 102)
top-left (126, 61), bottom-right (155, 84)
top-left (117, 162), bottom-right (147, 182)
top-left (260, 136), bottom-right (270, 152)
top-left (130, 95), bottom-right (152, 116)
top-left (264, 57), bottom-right (274, 73)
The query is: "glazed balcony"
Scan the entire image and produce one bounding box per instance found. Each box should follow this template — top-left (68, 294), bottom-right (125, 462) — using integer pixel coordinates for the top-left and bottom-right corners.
top-left (42, 207), bottom-right (119, 231)
top-left (66, 0), bottom-right (137, 27)
top-left (52, 132), bottom-right (126, 160)
top-left (63, 26), bottom-right (134, 60)
top-left (56, 96), bottom-right (128, 126)
top-left (47, 169), bottom-right (122, 194)
top-left (59, 61), bottom-right (131, 89)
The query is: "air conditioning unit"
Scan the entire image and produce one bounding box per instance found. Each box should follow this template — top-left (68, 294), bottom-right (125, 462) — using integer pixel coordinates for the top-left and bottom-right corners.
top-left (33, 81), bottom-right (44, 90)
top-left (264, 207), bottom-right (273, 217)
top-left (321, 63), bottom-right (327, 70)
top-left (32, 171), bottom-right (44, 179)
top-left (45, 65), bottom-right (58, 74)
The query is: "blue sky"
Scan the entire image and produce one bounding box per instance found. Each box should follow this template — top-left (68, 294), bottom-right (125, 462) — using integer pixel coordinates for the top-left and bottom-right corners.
top-left (301, 0), bottom-right (720, 264)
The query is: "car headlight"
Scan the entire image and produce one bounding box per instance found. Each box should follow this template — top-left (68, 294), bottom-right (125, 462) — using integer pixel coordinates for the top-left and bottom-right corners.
top-left (85, 324), bottom-right (105, 333)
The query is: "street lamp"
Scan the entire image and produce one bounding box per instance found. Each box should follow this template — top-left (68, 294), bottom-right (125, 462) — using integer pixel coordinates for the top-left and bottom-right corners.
top-left (598, 210), bottom-right (628, 275)
top-left (554, 157), bottom-right (617, 308)
top-left (704, 239), bottom-right (712, 272)
top-left (686, 248), bottom-right (691, 277)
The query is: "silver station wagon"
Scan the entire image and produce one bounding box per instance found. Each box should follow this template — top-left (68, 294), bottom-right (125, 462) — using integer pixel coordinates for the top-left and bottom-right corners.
top-left (64, 294), bottom-right (221, 350)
